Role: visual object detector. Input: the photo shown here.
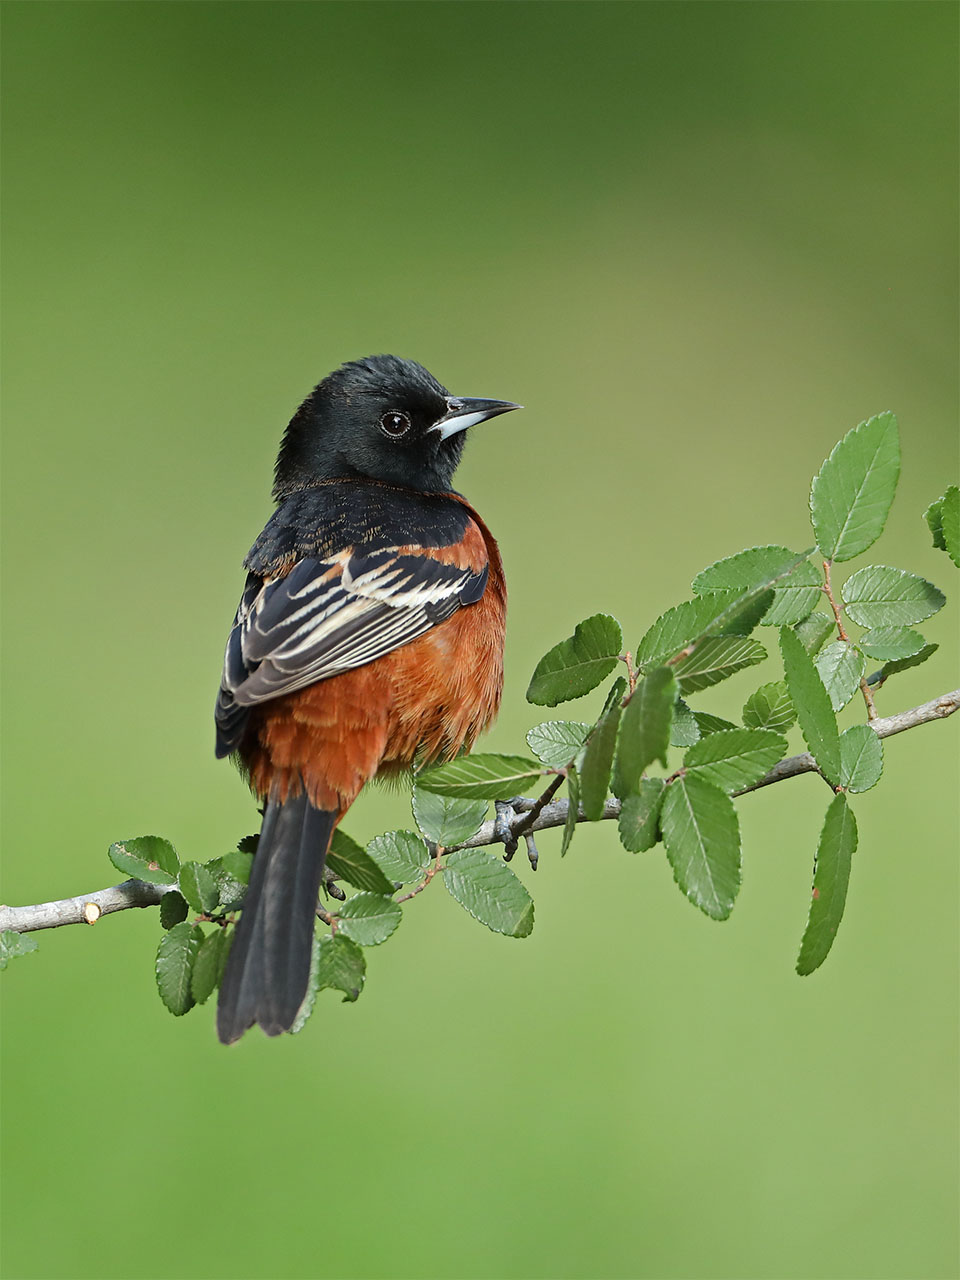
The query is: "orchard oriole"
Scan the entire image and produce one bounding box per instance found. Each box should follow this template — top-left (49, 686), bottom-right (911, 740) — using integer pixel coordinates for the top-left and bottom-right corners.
top-left (215, 355), bottom-right (519, 1044)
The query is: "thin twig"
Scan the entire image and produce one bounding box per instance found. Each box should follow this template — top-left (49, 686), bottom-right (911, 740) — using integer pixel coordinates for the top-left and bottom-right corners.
top-left (2, 690), bottom-right (957, 936)
top-left (510, 771), bottom-right (565, 843)
top-left (822, 558), bottom-right (878, 720)
top-left (621, 651), bottom-right (638, 696)
top-left (450, 688), bottom-right (960, 850)
top-left (822, 559), bottom-right (850, 642)
top-left (858, 676), bottom-right (879, 721)
top-left (395, 845), bottom-right (445, 904)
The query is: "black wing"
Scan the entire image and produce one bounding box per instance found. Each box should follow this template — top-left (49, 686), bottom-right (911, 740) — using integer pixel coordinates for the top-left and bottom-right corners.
top-left (215, 547), bottom-right (488, 758)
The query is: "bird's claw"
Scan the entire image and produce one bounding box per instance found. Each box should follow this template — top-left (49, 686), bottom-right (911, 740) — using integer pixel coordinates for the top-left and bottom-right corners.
top-left (524, 832), bottom-right (539, 871)
top-left (323, 874), bottom-right (346, 902)
top-left (496, 797), bottom-right (538, 868)
top-left (495, 800), bottom-right (520, 859)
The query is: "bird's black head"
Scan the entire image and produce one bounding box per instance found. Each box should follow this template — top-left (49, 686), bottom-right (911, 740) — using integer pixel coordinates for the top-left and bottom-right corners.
top-left (273, 354), bottom-right (520, 499)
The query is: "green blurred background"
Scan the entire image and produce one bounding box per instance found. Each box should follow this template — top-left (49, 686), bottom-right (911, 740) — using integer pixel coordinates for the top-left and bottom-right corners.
top-left (2, 3), bottom-right (957, 1278)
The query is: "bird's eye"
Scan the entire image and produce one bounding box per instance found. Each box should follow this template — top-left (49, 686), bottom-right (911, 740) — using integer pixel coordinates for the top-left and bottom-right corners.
top-left (379, 410), bottom-right (411, 439)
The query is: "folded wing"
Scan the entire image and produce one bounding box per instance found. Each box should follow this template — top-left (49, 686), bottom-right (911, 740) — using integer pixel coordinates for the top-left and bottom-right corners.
top-left (215, 547), bottom-right (488, 757)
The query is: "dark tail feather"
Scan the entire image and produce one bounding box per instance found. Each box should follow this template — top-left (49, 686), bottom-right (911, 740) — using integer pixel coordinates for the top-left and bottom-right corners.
top-left (217, 793), bottom-right (336, 1044)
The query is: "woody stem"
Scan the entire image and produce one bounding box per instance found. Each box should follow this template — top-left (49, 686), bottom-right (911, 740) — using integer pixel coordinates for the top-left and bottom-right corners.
top-left (1, 690), bottom-right (957, 935)
top-left (822, 558), bottom-right (878, 721)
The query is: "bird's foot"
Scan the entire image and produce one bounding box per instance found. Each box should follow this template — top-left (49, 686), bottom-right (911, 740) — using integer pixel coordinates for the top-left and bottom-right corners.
top-left (322, 872), bottom-right (346, 902)
top-left (494, 797), bottom-right (538, 869)
top-left (522, 832), bottom-right (539, 871)
top-left (494, 799), bottom-right (520, 859)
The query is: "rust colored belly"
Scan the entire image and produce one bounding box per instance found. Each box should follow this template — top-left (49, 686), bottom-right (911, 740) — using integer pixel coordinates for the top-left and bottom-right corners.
top-left (241, 559), bottom-right (505, 811)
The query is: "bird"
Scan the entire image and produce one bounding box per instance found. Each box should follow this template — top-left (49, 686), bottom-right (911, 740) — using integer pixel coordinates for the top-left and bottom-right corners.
top-left (214, 354), bottom-right (520, 1044)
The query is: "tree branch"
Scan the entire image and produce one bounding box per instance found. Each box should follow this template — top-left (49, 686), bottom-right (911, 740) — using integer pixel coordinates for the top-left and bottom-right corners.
top-left (451, 687), bottom-right (960, 848)
top-left (822, 558), bottom-right (879, 721)
top-left (2, 689), bottom-right (957, 936)
top-left (0, 879), bottom-right (172, 933)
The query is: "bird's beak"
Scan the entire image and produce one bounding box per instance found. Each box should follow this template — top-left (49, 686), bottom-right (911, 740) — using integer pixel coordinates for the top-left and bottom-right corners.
top-left (429, 396), bottom-right (523, 441)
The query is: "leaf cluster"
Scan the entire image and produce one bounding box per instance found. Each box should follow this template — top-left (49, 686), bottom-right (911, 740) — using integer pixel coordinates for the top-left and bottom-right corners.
top-left (419, 410), bottom-right (953, 978)
top-left (7, 412), bottom-right (949, 1032)
top-left (114, 787), bottom-right (534, 1023)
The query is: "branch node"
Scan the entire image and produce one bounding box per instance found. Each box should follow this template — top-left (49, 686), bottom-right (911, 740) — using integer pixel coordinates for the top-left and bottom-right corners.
top-left (3, 690), bottom-right (958, 935)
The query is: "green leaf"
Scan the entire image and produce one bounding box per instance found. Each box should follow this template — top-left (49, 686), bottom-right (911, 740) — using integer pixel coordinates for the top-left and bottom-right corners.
top-left (443, 848), bottom-right (534, 937)
top-left (205, 855), bottom-right (250, 912)
top-left (638, 597), bottom-right (757, 671)
top-left (693, 711), bottom-right (738, 736)
top-left (525, 720), bottom-right (592, 767)
top-left (684, 728), bottom-right (787, 794)
top-left (155, 922), bottom-right (204, 1015)
top-left (177, 862), bottom-right (219, 915)
top-left (810, 411), bottom-right (900, 561)
top-left (108, 835), bottom-right (180, 886)
top-left (526, 613), bottom-right (623, 706)
top-left (327, 830), bottom-right (396, 896)
top-left (924, 492), bottom-right (947, 550)
top-left (708, 586), bottom-right (778, 634)
top-left (236, 834), bottom-right (259, 854)
top-left (664, 708), bottom-right (734, 751)
top-left (878, 642), bottom-right (938, 683)
top-left (219, 851), bottom-right (253, 884)
top-left (839, 725), bottom-right (883, 793)
top-left (411, 789), bottom-right (488, 845)
top-left (191, 928), bottom-right (228, 1005)
top-left (600, 675), bottom-right (628, 717)
top-left (159, 890), bottom-right (189, 930)
top-left (612, 667), bottom-right (676, 799)
top-left (336, 894), bottom-right (402, 946)
top-left (814, 641), bottom-right (865, 712)
top-left (858, 626), bottom-right (926, 661)
top-left (700, 589), bottom-right (776, 637)
top-left (684, 549), bottom-right (817, 649)
top-left (671, 635), bottom-right (766, 694)
top-left (779, 626), bottom-right (840, 786)
top-left (661, 775), bottom-right (741, 920)
top-left (617, 778), bottom-right (666, 852)
top-left (417, 753), bottom-right (545, 800)
top-left (0, 929), bottom-right (39, 970)
top-left (670, 699), bottom-right (700, 747)
top-left (793, 611), bottom-right (835, 656)
top-left (841, 565), bottom-right (945, 628)
top-left (924, 485), bottom-right (960, 566)
top-left (290, 932), bottom-right (321, 1031)
top-left (561, 766), bottom-right (579, 856)
top-left (693, 545), bottom-right (821, 626)
top-left (761, 567), bottom-right (822, 625)
top-left (638, 602), bottom-right (721, 671)
top-left (796, 794), bottom-right (858, 975)
top-left (580, 701), bottom-right (621, 820)
top-left (367, 830), bottom-right (431, 884)
top-left (941, 486), bottom-right (960, 567)
top-left (315, 933), bottom-right (366, 1002)
top-left (692, 544), bottom-right (807, 593)
top-left (742, 681), bottom-right (796, 732)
